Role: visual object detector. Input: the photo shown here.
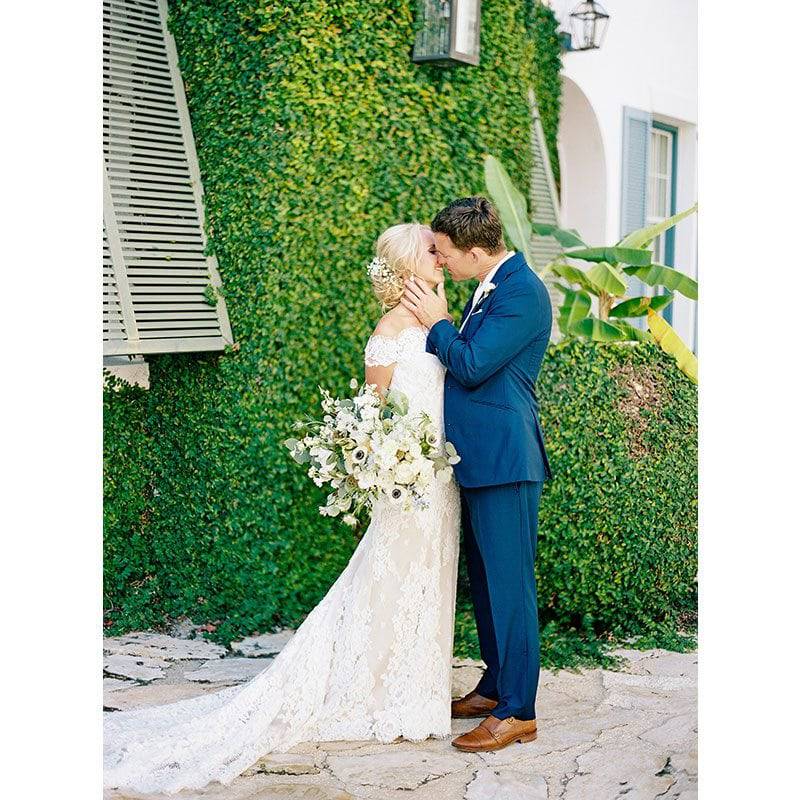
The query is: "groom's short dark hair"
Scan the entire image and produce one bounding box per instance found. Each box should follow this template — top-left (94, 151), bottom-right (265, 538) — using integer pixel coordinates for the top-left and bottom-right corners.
top-left (431, 196), bottom-right (504, 254)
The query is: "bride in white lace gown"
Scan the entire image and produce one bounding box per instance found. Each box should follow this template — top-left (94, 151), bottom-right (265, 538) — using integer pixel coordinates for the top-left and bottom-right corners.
top-left (104, 223), bottom-right (461, 795)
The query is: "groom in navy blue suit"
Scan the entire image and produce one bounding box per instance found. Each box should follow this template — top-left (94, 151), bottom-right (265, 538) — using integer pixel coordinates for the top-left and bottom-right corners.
top-left (402, 196), bottom-right (552, 753)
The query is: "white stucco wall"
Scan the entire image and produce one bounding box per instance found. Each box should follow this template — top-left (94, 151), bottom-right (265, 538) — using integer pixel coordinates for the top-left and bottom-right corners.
top-left (550, 0), bottom-right (698, 349)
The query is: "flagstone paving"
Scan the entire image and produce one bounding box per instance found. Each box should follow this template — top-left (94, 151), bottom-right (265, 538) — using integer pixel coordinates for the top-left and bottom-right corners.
top-left (103, 631), bottom-right (697, 800)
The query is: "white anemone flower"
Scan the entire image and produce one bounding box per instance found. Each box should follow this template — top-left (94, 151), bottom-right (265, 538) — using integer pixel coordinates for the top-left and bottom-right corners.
top-left (388, 486), bottom-right (407, 506)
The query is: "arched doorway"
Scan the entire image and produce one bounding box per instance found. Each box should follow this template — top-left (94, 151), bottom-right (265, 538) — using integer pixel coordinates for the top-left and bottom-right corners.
top-left (557, 77), bottom-right (607, 246)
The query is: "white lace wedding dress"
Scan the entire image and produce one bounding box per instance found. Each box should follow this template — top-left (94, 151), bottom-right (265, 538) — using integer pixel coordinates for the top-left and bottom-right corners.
top-left (104, 325), bottom-right (461, 795)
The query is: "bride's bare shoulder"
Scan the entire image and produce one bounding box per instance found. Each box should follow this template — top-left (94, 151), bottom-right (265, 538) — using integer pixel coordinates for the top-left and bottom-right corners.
top-left (372, 307), bottom-right (420, 339)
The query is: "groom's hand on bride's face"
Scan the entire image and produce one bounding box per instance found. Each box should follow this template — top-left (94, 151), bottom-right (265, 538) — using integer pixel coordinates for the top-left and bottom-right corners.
top-left (401, 277), bottom-right (451, 328)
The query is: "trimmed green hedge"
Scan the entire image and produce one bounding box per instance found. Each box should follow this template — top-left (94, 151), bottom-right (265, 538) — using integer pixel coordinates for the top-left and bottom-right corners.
top-left (103, 0), bottom-right (565, 645)
top-left (535, 339), bottom-right (698, 634)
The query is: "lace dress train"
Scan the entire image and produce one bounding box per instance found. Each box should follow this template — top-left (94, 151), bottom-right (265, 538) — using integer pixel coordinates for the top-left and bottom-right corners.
top-left (104, 326), bottom-right (461, 795)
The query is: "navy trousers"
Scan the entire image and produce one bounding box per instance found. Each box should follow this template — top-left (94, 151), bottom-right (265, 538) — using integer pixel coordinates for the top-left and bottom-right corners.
top-left (461, 480), bottom-right (543, 721)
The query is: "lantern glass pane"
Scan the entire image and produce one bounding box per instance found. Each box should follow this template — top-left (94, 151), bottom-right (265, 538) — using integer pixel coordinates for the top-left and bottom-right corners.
top-left (454, 0), bottom-right (479, 55)
top-left (414, 0), bottom-right (451, 59)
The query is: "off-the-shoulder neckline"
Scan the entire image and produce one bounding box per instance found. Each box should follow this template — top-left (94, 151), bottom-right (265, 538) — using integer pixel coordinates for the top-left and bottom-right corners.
top-left (368, 325), bottom-right (428, 342)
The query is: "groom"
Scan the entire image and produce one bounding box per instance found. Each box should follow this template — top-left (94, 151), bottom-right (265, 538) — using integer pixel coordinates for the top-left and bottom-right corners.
top-left (402, 196), bottom-right (552, 753)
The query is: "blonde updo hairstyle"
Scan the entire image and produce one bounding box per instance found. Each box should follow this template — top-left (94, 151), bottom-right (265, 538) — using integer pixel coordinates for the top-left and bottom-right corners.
top-left (369, 222), bottom-right (430, 311)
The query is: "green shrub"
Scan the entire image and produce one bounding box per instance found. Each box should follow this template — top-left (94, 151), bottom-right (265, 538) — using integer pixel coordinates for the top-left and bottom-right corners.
top-left (535, 339), bottom-right (697, 635)
top-left (103, 0), bottom-right (564, 643)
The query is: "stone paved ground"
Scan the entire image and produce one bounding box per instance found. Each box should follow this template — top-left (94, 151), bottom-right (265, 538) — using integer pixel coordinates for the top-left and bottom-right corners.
top-left (103, 629), bottom-right (697, 800)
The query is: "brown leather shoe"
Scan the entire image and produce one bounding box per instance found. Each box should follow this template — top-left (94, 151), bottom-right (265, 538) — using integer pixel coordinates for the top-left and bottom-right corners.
top-left (452, 715), bottom-right (538, 752)
top-left (451, 691), bottom-right (498, 719)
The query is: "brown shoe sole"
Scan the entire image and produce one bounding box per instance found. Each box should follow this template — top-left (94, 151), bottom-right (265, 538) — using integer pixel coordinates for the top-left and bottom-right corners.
top-left (452, 729), bottom-right (538, 752)
top-left (451, 708), bottom-right (495, 719)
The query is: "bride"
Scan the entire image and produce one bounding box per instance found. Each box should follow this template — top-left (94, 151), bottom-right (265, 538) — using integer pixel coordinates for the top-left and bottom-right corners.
top-left (104, 223), bottom-right (461, 795)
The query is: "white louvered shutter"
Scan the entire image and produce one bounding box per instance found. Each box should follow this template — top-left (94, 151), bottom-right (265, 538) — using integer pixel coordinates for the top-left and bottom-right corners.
top-left (528, 89), bottom-right (562, 271)
top-left (103, 0), bottom-right (233, 357)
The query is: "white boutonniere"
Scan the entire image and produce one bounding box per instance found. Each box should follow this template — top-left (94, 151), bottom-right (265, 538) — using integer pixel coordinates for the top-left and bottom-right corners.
top-left (476, 282), bottom-right (497, 308)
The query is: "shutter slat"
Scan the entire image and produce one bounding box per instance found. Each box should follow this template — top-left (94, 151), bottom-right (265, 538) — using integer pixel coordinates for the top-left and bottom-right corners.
top-left (107, 161), bottom-right (190, 180)
top-left (115, 220), bottom-right (203, 233)
top-left (105, 89), bottom-right (179, 113)
top-left (119, 243), bottom-right (207, 253)
top-left (124, 258), bottom-right (207, 268)
top-left (128, 276), bottom-right (209, 285)
top-left (127, 294), bottom-right (217, 303)
top-left (109, 180), bottom-right (195, 194)
top-left (117, 231), bottom-right (205, 243)
top-left (135, 302), bottom-right (215, 311)
top-left (104, 120), bottom-right (183, 142)
top-left (129, 285), bottom-right (212, 295)
top-left (106, 152), bottom-right (192, 171)
top-left (105, 337), bottom-right (227, 356)
top-left (139, 328), bottom-right (220, 338)
top-left (137, 310), bottom-right (218, 321)
top-left (105, 138), bottom-right (187, 157)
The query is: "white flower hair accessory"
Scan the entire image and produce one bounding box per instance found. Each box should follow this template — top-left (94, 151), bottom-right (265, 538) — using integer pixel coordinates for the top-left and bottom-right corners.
top-left (366, 256), bottom-right (392, 281)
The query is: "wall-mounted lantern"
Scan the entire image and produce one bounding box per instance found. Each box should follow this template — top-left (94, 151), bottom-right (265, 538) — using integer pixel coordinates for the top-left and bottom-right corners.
top-left (567, 1), bottom-right (610, 51)
top-left (412, 0), bottom-right (481, 66)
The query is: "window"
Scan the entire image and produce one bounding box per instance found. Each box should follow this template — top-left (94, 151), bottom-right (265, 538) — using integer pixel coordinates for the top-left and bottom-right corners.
top-left (647, 123), bottom-right (678, 322)
top-left (621, 108), bottom-right (679, 326)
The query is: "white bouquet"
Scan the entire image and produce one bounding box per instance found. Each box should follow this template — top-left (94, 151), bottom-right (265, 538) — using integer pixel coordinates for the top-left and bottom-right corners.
top-left (285, 380), bottom-right (460, 528)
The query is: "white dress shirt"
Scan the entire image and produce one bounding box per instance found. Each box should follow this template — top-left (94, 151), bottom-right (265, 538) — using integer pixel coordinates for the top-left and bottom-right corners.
top-left (459, 251), bottom-right (516, 333)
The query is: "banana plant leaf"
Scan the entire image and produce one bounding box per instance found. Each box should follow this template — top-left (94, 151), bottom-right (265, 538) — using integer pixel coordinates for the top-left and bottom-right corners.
top-left (565, 246), bottom-right (652, 266)
top-left (551, 262), bottom-right (601, 295)
top-left (617, 203), bottom-right (698, 249)
top-left (622, 264), bottom-right (698, 300)
top-left (558, 287), bottom-right (592, 335)
top-left (569, 316), bottom-right (630, 342)
top-left (586, 262), bottom-right (628, 296)
top-left (531, 222), bottom-right (585, 248)
top-left (647, 309), bottom-right (698, 383)
top-left (483, 155), bottom-right (534, 265)
top-left (609, 293), bottom-right (674, 318)
top-left (609, 319), bottom-right (655, 342)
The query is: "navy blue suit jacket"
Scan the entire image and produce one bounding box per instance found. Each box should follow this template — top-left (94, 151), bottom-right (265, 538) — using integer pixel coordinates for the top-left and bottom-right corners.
top-left (426, 252), bottom-right (552, 488)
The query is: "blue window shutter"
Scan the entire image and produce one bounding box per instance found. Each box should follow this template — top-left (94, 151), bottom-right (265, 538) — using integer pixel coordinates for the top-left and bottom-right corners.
top-left (620, 107), bottom-right (652, 324)
top-left (621, 106), bottom-right (652, 235)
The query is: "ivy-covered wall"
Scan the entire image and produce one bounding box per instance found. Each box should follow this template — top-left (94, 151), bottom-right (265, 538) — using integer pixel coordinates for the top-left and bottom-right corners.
top-left (103, 0), bottom-right (574, 643)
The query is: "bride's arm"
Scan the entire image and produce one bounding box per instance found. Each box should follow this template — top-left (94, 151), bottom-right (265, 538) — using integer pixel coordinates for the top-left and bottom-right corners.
top-left (365, 362), bottom-right (395, 394)
top-left (364, 319), bottom-right (399, 394)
